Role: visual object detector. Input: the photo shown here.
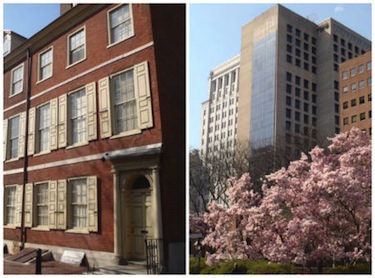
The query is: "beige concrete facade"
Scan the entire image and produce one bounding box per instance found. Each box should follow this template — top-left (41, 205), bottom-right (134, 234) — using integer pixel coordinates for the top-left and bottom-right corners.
top-left (237, 4), bottom-right (371, 166)
top-left (200, 55), bottom-right (240, 158)
top-left (340, 51), bottom-right (372, 134)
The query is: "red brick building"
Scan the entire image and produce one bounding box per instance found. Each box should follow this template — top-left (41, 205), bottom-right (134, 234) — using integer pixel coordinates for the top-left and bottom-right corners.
top-left (3, 4), bottom-right (185, 273)
top-left (340, 51), bottom-right (372, 134)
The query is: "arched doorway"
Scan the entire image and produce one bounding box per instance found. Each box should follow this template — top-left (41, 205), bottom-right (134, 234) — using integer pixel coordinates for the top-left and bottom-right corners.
top-left (129, 176), bottom-right (153, 260)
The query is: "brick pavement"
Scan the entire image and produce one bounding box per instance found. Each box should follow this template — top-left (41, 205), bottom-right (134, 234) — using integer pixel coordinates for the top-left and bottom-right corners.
top-left (4, 260), bottom-right (87, 275)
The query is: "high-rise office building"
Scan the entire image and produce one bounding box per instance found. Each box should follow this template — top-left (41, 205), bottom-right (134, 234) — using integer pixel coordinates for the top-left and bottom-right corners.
top-left (340, 51), bottom-right (372, 134)
top-left (200, 55), bottom-right (240, 159)
top-left (237, 4), bottom-right (371, 169)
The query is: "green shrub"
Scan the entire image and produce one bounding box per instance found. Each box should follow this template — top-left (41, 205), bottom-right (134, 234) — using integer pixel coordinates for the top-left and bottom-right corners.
top-left (196, 259), bottom-right (295, 274)
top-left (189, 257), bottom-right (207, 274)
top-left (248, 260), bottom-right (295, 274)
top-left (327, 263), bottom-right (371, 274)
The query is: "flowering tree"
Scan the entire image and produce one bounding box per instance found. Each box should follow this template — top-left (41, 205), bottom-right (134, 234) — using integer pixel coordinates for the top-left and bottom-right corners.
top-left (200, 128), bottom-right (371, 268)
top-left (252, 128), bottom-right (371, 266)
top-left (202, 173), bottom-right (263, 265)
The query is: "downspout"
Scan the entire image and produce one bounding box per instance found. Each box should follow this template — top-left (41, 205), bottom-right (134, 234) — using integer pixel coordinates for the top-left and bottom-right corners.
top-left (20, 48), bottom-right (32, 249)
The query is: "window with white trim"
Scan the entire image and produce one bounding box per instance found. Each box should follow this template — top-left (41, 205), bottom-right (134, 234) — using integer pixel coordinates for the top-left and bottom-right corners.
top-left (10, 64), bottom-right (24, 96)
top-left (68, 28), bottom-right (85, 65)
top-left (9, 116), bottom-right (20, 159)
top-left (98, 61), bottom-right (153, 138)
top-left (108, 4), bottom-right (133, 45)
top-left (37, 103), bottom-right (51, 152)
top-left (67, 176), bottom-right (98, 232)
top-left (112, 69), bottom-right (138, 133)
top-left (38, 47), bottom-right (53, 81)
top-left (4, 113), bottom-right (26, 161)
top-left (56, 83), bottom-right (97, 148)
top-left (69, 89), bottom-right (87, 145)
top-left (35, 183), bottom-right (49, 226)
top-left (5, 186), bottom-right (17, 225)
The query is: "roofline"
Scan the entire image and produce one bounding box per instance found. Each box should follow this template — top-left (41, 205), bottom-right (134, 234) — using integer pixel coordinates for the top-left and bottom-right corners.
top-left (4, 4), bottom-right (107, 72)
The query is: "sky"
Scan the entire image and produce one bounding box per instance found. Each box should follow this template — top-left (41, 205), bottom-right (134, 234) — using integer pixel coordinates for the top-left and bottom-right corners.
top-left (189, 3), bottom-right (372, 149)
top-left (3, 4), bottom-right (60, 38)
top-left (2, 2), bottom-right (373, 150)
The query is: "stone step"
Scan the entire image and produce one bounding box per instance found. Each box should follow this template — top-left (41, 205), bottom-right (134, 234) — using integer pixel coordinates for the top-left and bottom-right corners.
top-left (95, 263), bottom-right (147, 275)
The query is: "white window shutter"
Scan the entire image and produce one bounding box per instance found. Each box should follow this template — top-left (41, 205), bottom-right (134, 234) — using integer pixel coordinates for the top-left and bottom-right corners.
top-left (57, 179), bottom-right (67, 230)
top-left (27, 107), bottom-right (36, 156)
top-left (134, 61), bottom-right (153, 129)
top-left (50, 98), bottom-right (58, 150)
top-left (48, 180), bottom-right (57, 229)
top-left (87, 176), bottom-right (98, 232)
top-left (18, 112), bottom-right (26, 158)
top-left (15, 184), bottom-right (23, 227)
top-left (98, 77), bottom-right (112, 138)
top-left (58, 94), bottom-right (67, 148)
top-left (3, 119), bottom-right (8, 161)
top-left (24, 183), bottom-right (33, 228)
top-left (86, 82), bottom-right (97, 141)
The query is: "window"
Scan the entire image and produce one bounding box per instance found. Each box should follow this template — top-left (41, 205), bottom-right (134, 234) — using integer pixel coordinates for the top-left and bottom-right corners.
top-left (70, 178), bottom-right (88, 228)
top-left (37, 104), bottom-right (51, 152)
top-left (295, 76), bottom-right (301, 86)
top-left (35, 183), bottom-right (49, 227)
top-left (359, 80), bottom-right (364, 90)
top-left (350, 67), bottom-right (356, 77)
top-left (286, 72), bottom-right (292, 82)
top-left (4, 186), bottom-right (18, 226)
top-left (9, 116), bottom-right (20, 159)
top-left (343, 86), bottom-right (348, 94)
top-left (343, 117), bottom-right (349, 125)
top-left (295, 28), bottom-right (301, 37)
top-left (367, 61), bottom-right (371, 71)
top-left (99, 61), bottom-right (153, 138)
top-left (113, 69), bottom-right (137, 133)
top-left (10, 64), bottom-right (24, 96)
top-left (351, 115), bottom-right (357, 123)
top-left (351, 99), bottom-right (356, 107)
top-left (359, 96), bottom-right (365, 104)
top-left (368, 77), bottom-right (372, 86)
top-left (342, 71), bottom-right (348, 80)
top-left (360, 112), bottom-right (366, 121)
top-left (287, 24), bottom-right (292, 32)
top-left (68, 177), bottom-right (97, 231)
top-left (108, 4), bottom-right (133, 45)
top-left (359, 64), bottom-right (364, 73)
top-left (343, 101), bottom-right (348, 109)
top-left (68, 28), bottom-right (85, 65)
top-left (38, 48), bottom-right (53, 81)
top-left (287, 54), bottom-right (292, 63)
top-left (351, 83), bottom-right (357, 92)
top-left (69, 89), bottom-right (87, 145)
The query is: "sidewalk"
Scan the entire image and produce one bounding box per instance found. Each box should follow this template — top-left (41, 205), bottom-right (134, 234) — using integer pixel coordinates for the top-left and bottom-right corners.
top-left (4, 259), bottom-right (87, 275)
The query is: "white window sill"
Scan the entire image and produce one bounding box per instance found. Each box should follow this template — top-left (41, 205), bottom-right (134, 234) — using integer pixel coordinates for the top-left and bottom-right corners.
top-left (9, 90), bottom-right (23, 98)
top-left (107, 33), bottom-right (135, 49)
top-left (66, 57), bottom-right (87, 69)
top-left (31, 226), bottom-right (50, 232)
top-left (65, 228), bottom-right (90, 234)
top-left (4, 224), bottom-right (18, 229)
top-left (110, 129), bottom-right (141, 139)
top-left (36, 75), bottom-right (53, 85)
top-left (33, 150), bottom-right (52, 157)
top-left (66, 141), bottom-right (89, 150)
top-left (5, 157), bottom-right (20, 163)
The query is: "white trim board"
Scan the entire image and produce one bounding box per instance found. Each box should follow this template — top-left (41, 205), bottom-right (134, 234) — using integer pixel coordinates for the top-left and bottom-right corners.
top-left (4, 142), bottom-right (162, 176)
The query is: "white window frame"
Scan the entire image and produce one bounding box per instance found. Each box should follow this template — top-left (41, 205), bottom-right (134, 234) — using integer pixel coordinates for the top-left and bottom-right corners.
top-left (4, 185), bottom-right (17, 227)
top-left (67, 26), bottom-right (86, 67)
top-left (110, 68), bottom-right (140, 137)
top-left (68, 87), bottom-right (87, 147)
top-left (37, 47), bottom-right (53, 82)
top-left (66, 176), bottom-right (97, 234)
top-left (107, 4), bottom-right (134, 47)
top-left (33, 182), bottom-right (50, 229)
top-left (10, 63), bottom-right (24, 96)
top-left (37, 103), bottom-right (51, 153)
